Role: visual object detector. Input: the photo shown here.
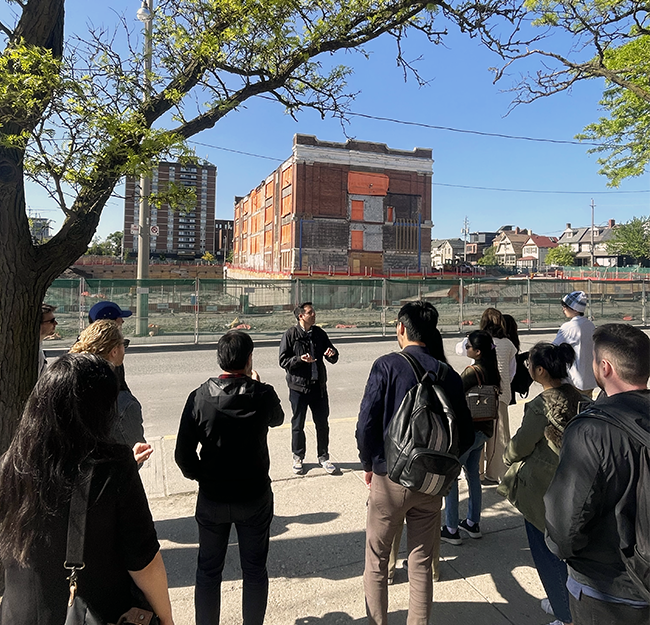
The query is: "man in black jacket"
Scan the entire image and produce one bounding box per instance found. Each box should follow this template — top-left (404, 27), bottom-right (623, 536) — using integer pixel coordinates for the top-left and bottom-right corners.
top-left (279, 302), bottom-right (339, 475)
top-left (356, 301), bottom-right (474, 625)
top-left (545, 323), bottom-right (650, 624)
top-left (175, 331), bottom-right (284, 625)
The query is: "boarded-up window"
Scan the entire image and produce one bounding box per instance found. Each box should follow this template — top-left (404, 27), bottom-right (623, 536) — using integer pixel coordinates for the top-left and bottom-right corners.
top-left (348, 172), bottom-right (389, 196)
top-left (265, 203), bottom-right (273, 225)
top-left (281, 223), bottom-right (292, 245)
top-left (264, 229), bottom-right (272, 248)
top-left (281, 165), bottom-right (293, 188)
top-left (265, 181), bottom-right (274, 198)
top-left (387, 206), bottom-right (394, 222)
top-left (282, 193), bottom-right (292, 216)
top-left (351, 200), bottom-right (364, 221)
top-left (242, 199), bottom-right (249, 214)
top-left (351, 230), bottom-right (364, 250)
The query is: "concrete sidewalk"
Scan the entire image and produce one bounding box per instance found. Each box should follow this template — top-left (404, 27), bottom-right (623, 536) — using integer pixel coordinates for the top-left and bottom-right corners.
top-left (143, 399), bottom-right (553, 625)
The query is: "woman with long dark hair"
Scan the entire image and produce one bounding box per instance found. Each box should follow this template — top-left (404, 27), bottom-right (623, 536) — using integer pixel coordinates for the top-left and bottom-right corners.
top-left (479, 308), bottom-right (517, 482)
top-left (499, 342), bottom-right (584, 625)
top-left (0, 353), bottom-right (174, 625)
top-left (442, 330), bottom-right (501, 545)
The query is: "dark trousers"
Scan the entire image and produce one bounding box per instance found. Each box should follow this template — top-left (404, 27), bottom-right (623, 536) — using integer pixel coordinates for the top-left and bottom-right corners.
top-left (569, 590), bottom-right (650, 625)
top-left (195, 489), bottom-right (273, 625)
top-left (289, 386), bottom-right (330, 461)
top-left (524, 520), bottom-right (572, 623)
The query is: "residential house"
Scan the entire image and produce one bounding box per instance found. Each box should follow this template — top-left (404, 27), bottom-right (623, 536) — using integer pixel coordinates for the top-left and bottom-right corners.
top-left (493, 226), bottom-right (534, 266)
top-left (466, 231), bottom-right (498, 264)
top-left (557, 220), bottom-right (619, 266)
top-left (431, 238), bottom-right (464, 268)
top-left (517, 235), bottom-right (558, 271)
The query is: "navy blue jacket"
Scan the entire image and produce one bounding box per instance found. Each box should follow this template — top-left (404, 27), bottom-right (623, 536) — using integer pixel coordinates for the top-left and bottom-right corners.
top-left (356, 344), bottom-right (474, 474)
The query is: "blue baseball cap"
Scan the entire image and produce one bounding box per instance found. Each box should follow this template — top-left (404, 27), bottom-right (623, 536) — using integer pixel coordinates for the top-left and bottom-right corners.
top-left (89, 301), bottom-right (133, 322)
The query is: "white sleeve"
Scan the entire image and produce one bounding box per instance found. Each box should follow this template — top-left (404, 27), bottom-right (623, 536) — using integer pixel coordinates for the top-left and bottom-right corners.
top-left (455, 338), bottom-right (468, 357)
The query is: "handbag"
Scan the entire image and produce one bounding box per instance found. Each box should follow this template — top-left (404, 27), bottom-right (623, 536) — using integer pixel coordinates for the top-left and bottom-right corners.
top-left (510, 351), bottom-right (533, 401)
top-left (63, 466), bottom-right (156, 625)
top-left (465, 365), bottom-right (500, 422)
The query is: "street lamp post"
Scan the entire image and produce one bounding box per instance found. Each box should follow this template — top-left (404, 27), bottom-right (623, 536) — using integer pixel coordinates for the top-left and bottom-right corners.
top-left (136, 0), bottom-right (153, 336)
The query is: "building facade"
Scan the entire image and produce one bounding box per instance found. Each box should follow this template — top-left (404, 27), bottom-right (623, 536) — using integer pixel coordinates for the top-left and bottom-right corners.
top-left (557, 220), bottom-right (620, 266)
top-left (123, 161), bottom-right (217, 260)
top-left (431, 238), bottom-right (464, 268)
top-left (214, 219), bottom-right (234, 263)
top-left (231, 134), bottom-right (433, 276)
top-left (517, 235), bottom-right (558, 271)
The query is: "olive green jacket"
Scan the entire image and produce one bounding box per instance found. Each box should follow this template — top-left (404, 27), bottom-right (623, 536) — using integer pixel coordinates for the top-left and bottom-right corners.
top-left (497, 384), bottom-right (586, 531)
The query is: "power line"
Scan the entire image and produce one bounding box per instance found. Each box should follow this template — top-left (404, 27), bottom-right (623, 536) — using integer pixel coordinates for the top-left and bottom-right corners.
top-left (190, 141), bottom-right (284, 162)
top-left (432, 182), bottom-right (650, 195)
top-left (346, 111), bottom-right (601, 146)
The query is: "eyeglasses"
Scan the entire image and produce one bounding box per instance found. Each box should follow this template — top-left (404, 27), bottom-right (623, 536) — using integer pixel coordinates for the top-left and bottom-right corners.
top-left (41, 317), bottom-right (57, 324)
top-left (464, 343), bottom-right (470, 350)
top-left (122, 339), bottom-right (131, 349)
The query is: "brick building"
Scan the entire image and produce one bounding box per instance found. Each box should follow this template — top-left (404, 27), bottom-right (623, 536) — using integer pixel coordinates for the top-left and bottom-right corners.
top-left (231, 134), bottom-right (433, 276)
top-left (123, 161), bottom-right (217, 260)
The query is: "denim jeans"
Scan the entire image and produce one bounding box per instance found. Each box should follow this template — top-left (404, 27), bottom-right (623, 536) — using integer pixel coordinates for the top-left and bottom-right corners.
top-left (195, 489), bottom-right (273, 625)
top-left (525, 520), bottom-right (572, 624)
top-left (445, 430), bottom-right (489, 529)
top-left (289, 387), bottom-right (330, 461)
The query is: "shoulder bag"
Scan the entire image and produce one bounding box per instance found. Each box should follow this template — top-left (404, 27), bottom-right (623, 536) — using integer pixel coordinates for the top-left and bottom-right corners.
top-left (64, 465), bottom-right (157, 625)
top-left (465, 365), bottom-right (500, 422)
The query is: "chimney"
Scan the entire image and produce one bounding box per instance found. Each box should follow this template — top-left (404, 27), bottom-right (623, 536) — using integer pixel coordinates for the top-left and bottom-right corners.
top-left (566, 223), bottom-right (571, 229)
top-left (608, 219), bottom-right (615, 228)
top-left (515, 227), bottom-right (520, 234)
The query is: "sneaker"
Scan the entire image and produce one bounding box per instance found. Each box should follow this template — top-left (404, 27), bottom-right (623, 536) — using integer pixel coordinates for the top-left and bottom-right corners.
top-left (293, 458), bottom-right (305, 475)
top-left (547, 621), bottom-right (564, 625)
top-left (541, 598), bottom-right (555, 616)
top-left (459, 519), bottom-right (482, 539)
top-left (440, 526), bottom-right (462, 546)
top-left (320, 459), bottom-right (337, 474)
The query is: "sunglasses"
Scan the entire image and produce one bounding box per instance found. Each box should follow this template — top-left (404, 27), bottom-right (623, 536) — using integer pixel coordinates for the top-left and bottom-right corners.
top-left (122, 339), bottom-right (131, 349)
top-left (41, 318), bottom-right (57, 324)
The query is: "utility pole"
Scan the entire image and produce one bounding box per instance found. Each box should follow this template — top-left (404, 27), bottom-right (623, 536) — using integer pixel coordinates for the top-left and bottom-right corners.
top-left (136, 0), bottom-right (153, 336)
top-left (590, 198), bottom-right (596, 268)
top-left (461, 216), bottom-right (470, 263)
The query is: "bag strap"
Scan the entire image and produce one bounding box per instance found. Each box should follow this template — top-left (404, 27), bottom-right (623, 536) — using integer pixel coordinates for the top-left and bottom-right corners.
top-left (469, 365), bottom-right (484, 387)
top-left (65, 464), bottom-right (94, 575)
top-left (580, 407), bottom-right (650, 448)
top-left (399, 351), bottom-right (447, 384)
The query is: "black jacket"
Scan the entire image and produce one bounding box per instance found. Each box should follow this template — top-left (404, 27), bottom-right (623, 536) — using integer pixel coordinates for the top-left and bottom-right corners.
top-left (175, 375), bottom-right (284, 502)
top-left (544, 389), bottom-right (650, 601)
top-left (279, 324), bottom-right (338, 393)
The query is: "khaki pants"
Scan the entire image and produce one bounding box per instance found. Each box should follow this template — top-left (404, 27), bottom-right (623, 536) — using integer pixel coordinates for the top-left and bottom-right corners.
top-left (484, 401), bottom-right (510, 482)
top-left (364, 474), bottom-right (441, 625)
top-left (388, 522), bottom-right (440, 582)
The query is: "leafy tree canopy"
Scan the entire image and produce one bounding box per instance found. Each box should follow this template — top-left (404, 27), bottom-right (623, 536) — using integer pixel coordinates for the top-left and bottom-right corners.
top-left (477, 245), bottom-right (497, 265)
top-left (606, 216), bottom-right (650, 263)
top-left (493, 0), bottom-right (650, 186)
top-left (85, 230), bottom-right (123, 256)
top-left (545, 244), bottom-right (576, 266)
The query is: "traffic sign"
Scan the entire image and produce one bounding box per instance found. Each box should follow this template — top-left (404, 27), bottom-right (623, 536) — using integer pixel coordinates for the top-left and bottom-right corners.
top-left (130, 224), bottom-right (139, 235)
top-left (150, 225), bottom-right (160, 236)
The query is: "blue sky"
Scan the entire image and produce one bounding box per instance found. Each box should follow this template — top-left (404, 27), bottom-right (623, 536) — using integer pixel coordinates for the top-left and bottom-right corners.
top-left (7, 0), bottom-right (649, 242)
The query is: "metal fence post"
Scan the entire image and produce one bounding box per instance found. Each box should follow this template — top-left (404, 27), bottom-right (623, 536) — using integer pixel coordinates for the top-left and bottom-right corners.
top-left (194, 277), bottom-right (200, 344)
top-left (459, 278), bottom-right (464, 331)
top-left (79, 277), bottom-right (86, 334)
top-left (527, 276), bottom-right (532, 331)
top-left (641, 276), bottom-right (646, 325)
top-left (587, 279), bottom-right (593, 321)
top-left (382, 278), bottom-right (387, 337)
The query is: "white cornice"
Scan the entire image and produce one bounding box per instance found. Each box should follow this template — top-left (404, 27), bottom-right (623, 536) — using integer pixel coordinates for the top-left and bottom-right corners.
top-left (293, 144), bottom-right (433, 174)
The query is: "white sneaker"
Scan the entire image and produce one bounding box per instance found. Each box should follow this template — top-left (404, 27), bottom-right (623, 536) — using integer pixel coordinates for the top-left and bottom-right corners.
top-left (320, 459), bottom-right (337, 474)
top-left (293, 458), bottom-right (304, 475)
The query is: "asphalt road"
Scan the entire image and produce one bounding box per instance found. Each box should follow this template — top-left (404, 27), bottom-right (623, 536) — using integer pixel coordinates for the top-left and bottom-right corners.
top-left (125, 331), bottom-right (555, 440)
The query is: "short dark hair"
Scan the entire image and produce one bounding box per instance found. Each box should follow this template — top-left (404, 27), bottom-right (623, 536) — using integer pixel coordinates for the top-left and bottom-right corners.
top-left (397, 301), bottom-right (439, 343)
top-left (593, 323), bottom-right (650, 385)
top-left (529, 342), bottom-right (576, 380)
top-left (217, 330), bottom-right (254, 371)
top-left (41, 303), bottom-right (57, 319)
top-left (294, 302), bottom-right (313, 320)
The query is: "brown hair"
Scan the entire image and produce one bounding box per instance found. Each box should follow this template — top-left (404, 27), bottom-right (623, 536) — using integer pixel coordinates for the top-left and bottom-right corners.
top-left (480, 308), bottom-right (506, 339)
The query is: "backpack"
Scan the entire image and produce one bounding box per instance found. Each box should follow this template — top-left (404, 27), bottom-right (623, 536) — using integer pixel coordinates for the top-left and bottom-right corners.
top-left (510, 351), bottom-right (533, 399)
top-left (582, 407), bottom-right (650, 601)
top-left (385, 352), bottom-right (462, 496)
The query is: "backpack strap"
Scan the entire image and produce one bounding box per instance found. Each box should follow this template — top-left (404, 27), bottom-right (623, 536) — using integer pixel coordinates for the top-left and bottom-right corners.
top-left (578, 407), bottom-right (650, 448)
top-left (399, 351), bottom-right (447, 383)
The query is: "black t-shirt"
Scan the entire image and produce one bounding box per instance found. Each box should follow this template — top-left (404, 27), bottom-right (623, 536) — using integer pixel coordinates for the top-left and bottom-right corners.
top-left (1, 445), bottom-right (160, 625)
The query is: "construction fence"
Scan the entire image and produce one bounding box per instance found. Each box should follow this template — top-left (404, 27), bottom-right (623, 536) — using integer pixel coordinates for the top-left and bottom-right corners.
top-left (44, 276), bottom-right (649, 346)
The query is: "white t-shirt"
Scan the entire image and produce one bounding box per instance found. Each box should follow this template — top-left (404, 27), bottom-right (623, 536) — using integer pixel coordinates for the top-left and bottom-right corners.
top-left (553, 315), bottom-right (597, 391)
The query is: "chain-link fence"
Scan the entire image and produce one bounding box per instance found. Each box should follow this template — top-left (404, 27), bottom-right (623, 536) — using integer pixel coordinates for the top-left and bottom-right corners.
top-left (43, 276), bottom-right (648, 347)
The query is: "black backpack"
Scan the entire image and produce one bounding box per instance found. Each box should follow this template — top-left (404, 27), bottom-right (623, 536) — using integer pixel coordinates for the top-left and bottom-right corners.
top-left (510, 351), bottom-right (533, 401)
top-left (385, 352), bottom-right (462, 496)
top-left (582, 408), bottom-right (650, 601)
